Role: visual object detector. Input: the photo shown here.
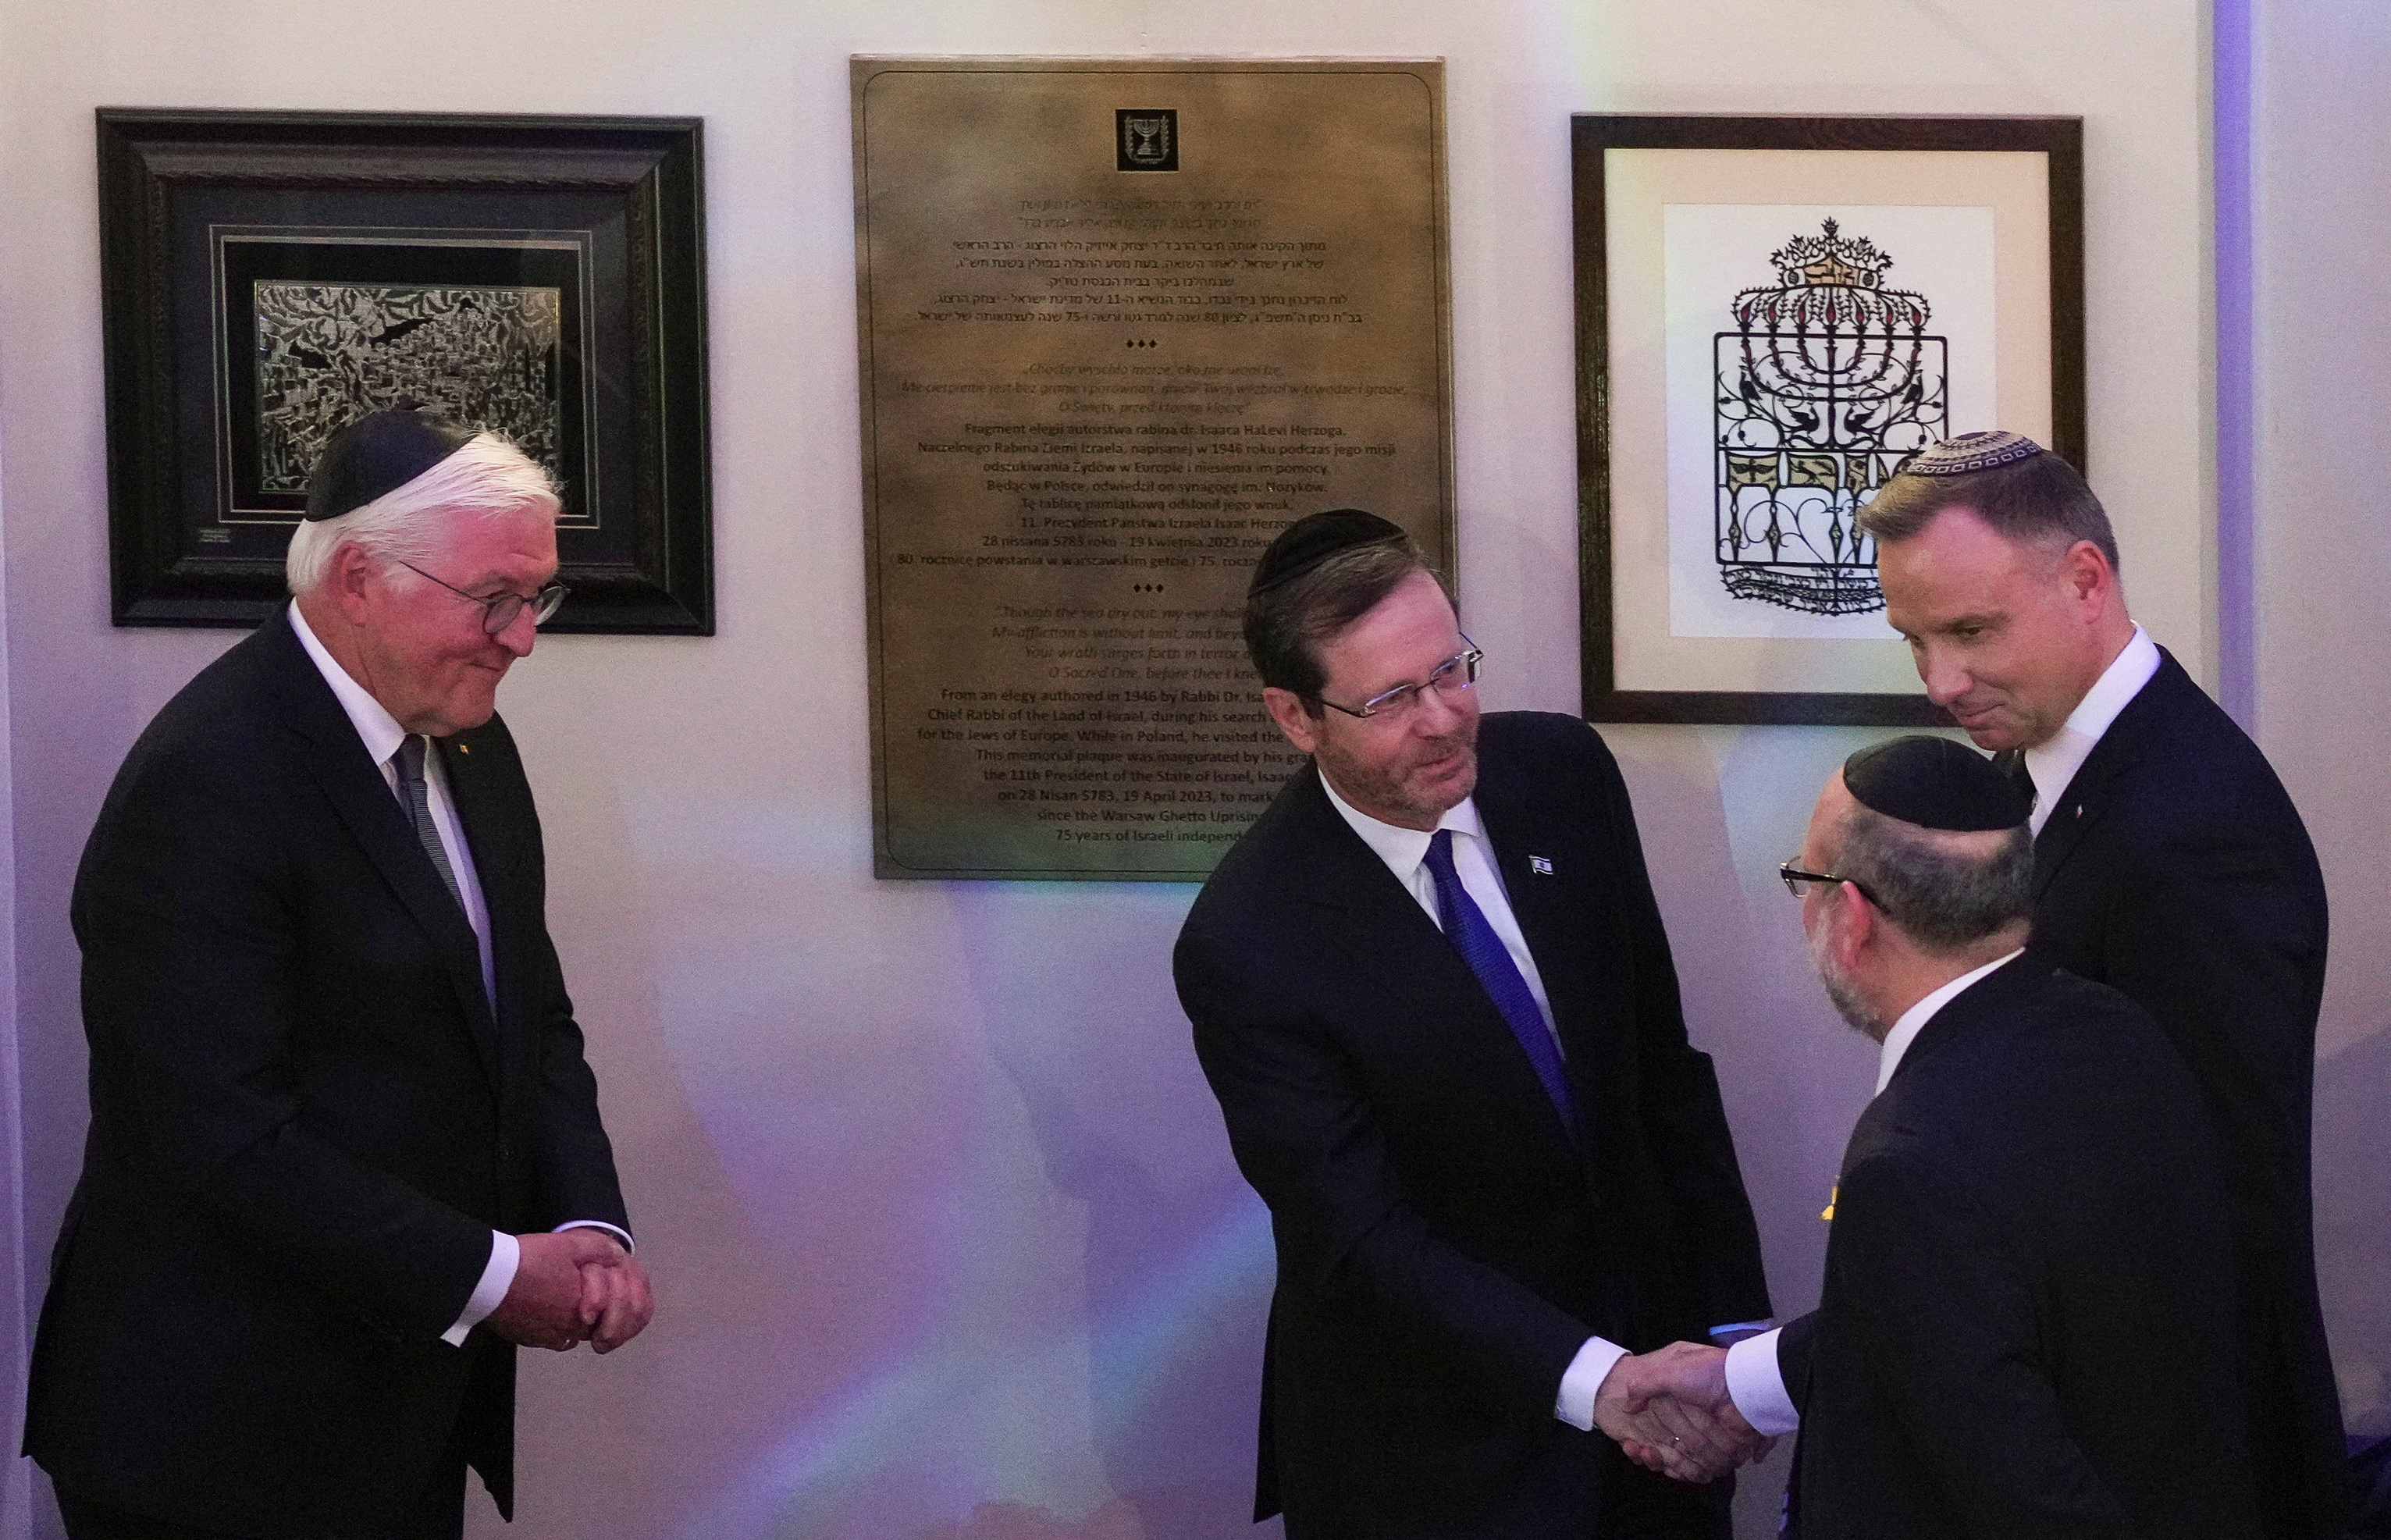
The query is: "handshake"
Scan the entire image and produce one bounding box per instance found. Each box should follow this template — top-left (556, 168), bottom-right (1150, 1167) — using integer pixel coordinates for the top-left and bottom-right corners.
top-left (1592, 1341), bottom-right (1773, 1484)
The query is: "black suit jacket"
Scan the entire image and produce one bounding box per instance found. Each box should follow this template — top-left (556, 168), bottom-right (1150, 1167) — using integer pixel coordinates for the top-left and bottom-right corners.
top-left (1777, 958), bottom-right (2262, 1540)
top-left (2023, 649), bottom-right (2343, 1535)
top-left (25, 610), bottom-right (628, 1538)
top-left (1175, 713), bottom-right (1770, 1538)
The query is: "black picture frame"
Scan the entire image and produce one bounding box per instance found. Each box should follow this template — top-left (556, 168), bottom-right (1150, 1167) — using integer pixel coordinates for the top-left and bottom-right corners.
top-left (1573, 114), bottom-right (2085, 725)
top-left (98, 108), bottom-right (713, 633)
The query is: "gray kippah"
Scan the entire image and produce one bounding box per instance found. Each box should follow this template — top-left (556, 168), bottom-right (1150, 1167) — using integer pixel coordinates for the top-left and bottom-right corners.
top-left (1842, 734), bottom-right (2030, 832)
top-left (1905, 430), bottom-right (2045, 478)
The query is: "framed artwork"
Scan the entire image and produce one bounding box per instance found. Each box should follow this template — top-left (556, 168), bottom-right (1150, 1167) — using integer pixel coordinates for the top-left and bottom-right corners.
top-left (1574, 115), bottom-right (2083, 724)
top-left (97, 108), bottom-right (713, 633)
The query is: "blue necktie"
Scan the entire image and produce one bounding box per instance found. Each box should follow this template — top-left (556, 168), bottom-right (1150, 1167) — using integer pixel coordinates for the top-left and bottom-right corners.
top-left (1424, 829), bottom-right (1575, 1128)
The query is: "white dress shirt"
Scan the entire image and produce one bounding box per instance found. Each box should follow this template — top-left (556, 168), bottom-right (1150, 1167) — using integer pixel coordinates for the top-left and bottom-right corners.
top-left (2021, 626), bottom-right (2160, 838)
top-left (290, 603), bottom-right (631, 1346)
top-left (1720, 948), bottom-right (2024, 1435)
top-left (1316, 768), bottom-right (1767, 1432)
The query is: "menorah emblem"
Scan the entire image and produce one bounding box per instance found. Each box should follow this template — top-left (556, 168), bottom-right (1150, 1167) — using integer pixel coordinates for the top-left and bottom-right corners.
top-left (1116, 109), bottom-right (1178, 172)
top-left (1712, 218), bottom-right (1948, 616)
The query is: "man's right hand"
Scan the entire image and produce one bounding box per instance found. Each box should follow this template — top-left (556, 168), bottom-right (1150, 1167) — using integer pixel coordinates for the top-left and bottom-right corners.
top-left (1592, 1341), bottom-right (1771, 1483)
top-left (484, 1229), bottom-right (627, 1351)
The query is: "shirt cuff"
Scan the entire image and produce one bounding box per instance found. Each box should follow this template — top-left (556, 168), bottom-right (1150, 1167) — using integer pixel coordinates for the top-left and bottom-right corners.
top-left (443, 1230), bottom-right (518, 1346)
top-left (554, 1219), bottom-right (635, 1254)
top-left (1724, 1328), bottom-right (1800, 1435)
top-left (1553, 1335), bottom-right (1629, 1431)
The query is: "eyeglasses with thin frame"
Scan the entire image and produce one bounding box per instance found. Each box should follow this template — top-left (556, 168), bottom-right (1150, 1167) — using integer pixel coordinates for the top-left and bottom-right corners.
top-left (1318, 636), bottom-right (1484, 720)
top-left (1779, 861), bottom-right (1879, 909)
top-left (396, 560), bottom-right (569, 635)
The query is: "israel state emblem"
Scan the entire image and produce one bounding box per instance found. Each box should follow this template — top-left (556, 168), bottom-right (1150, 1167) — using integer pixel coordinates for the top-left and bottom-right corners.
top-left (1116, 108), bottom-right (1179, 172)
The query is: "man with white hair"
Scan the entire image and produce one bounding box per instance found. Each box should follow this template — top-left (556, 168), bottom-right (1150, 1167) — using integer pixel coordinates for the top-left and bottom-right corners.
top-left (27, 406), bottom-right (652, 1539)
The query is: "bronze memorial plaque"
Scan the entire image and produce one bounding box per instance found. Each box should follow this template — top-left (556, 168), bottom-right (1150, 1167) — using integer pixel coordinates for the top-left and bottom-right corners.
top-left (855, 57), bottom-right (1453, 880)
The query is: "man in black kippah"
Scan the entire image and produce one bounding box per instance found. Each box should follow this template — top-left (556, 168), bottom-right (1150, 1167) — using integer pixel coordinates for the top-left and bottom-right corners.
top-left (1859, 434), bottom-right (2344, 1536)
top-left (1175, 511), bottom-right (1771, 1538)
top-left (27, 407), bottom-right (652, 1538)
top-left (1610, 736), bottom-right (2266, 1535)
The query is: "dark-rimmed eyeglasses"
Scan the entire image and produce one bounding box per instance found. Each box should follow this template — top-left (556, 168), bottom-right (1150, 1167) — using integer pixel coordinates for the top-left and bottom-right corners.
top-left (1318, 636), bottom-right (1484, 720)
top-left (397, 560), bottom-right (569, 635)
top-left (1779, 861), bottom-right (1879, 909)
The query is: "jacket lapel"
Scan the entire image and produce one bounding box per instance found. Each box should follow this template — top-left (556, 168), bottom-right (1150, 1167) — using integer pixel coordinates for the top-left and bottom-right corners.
top-left (2028, 651), bottom-right (2183, 899)
top-left (255, 612), bottom-right (501, 1090)
top-left (1276, 770), bottom-right (1580, 1154)
top-left (1472, 776), bottom-right (1598, 1087)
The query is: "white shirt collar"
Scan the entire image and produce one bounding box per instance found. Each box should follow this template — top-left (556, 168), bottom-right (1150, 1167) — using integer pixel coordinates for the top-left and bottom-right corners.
top-left (2021, 625), bottom-right (2160, 834)
top-left (289, 600), bottom-right (409, 769)
top-left (1874, 948), bottom-right (2025, 1094)
top-left (1318, 766), bottom-right (1485, 877)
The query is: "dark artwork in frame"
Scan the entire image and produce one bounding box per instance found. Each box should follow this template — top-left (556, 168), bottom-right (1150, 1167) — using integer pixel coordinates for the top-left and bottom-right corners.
top-left (98, 108), bottom-right (713, 633)
top-left (1573, 114), bottom-right (2085, 726)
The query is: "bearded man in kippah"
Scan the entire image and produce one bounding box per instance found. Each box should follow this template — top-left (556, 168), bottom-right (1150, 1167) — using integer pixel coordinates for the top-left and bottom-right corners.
top-left (1174, 511), bottom-right (1770, 1538)
top-left (1853, 432), bottom-right (2344, 1538)
top-left (27, 407), bottom-right (653, 1539)
top-left (1610, 737), bottom-right (2265, 1536)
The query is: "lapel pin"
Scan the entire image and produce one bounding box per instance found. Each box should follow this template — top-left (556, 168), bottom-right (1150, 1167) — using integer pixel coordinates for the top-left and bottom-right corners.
top-left (1822, 1183), bottom-right (1838, 1223)
top-left (1529, 855), bottom-right (1554, 877)
top-left (457, 742), bottom-right (470, 756)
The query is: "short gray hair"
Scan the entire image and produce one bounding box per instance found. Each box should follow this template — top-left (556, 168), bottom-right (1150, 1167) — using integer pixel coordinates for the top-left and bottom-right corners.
top-left (1242, 536), bottom-right (1449, 710)
top-left (1832, 800), bottom-right (2033, 955)
top-left (286, 432), bottom-right (560, 595)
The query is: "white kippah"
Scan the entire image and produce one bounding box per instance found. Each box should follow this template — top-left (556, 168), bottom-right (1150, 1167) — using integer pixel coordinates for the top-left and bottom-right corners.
top-left (1905, 430), bottom-right (2045, 477)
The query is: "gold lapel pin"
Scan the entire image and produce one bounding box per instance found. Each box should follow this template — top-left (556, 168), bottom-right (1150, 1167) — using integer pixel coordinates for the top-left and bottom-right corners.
top-left (1821, 1183), bottom-right (1838, 1223)
top-left (457, 742), bottom-right (471, 756)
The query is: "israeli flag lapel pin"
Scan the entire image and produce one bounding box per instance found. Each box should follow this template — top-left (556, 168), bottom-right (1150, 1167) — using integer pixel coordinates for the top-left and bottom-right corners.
top-left (1529, 855), bottom-right (1555, 877)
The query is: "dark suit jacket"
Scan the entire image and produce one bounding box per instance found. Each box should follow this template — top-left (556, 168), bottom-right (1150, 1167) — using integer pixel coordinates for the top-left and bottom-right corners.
top-left (1175, 713), bottom-right (1770, 1539)
top-left (25, 610), bottom-right (628, 1538)
top-left (1777, 958), bottom-right (2263, 1540)
top-left (2023, 649), bottom-right (2343, 1535)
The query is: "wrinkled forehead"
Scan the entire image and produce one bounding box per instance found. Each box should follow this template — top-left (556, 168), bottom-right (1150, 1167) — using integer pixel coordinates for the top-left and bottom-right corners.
top-left (425, 504), bottom-right (559, 581)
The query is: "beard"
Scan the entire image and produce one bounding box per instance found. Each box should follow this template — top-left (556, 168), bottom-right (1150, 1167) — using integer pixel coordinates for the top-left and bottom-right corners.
top-left (1806, 919), bottom-right (1888, 1041)
top-left (1313, 713), bottom-right (1479, 827)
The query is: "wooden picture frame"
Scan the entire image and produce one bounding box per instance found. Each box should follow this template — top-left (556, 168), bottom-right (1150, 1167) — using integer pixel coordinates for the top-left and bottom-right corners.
top-left (97, 108), bottom-right (713, 633)
top-left (1574, 114), bottom-right (2083, 724)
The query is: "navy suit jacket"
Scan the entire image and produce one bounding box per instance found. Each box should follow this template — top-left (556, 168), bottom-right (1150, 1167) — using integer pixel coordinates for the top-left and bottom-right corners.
top-left (1175, 713), bottom-right (1769, 1538)
top-left (1777, 958), bottom-right (2262, 1540)
top-left (26, 610), bottom-right (628, 1538)
top-left (2023, 649), bottom-right (2343, 1535)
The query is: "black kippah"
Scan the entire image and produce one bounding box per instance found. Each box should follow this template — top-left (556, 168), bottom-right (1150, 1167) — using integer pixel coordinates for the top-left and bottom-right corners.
top-left (1842, 734), bottom-right (2030, 832)
top-left (1247, 509), bottom-right (1407, 596)
top-left (303, 403), bottom-right (479, 521)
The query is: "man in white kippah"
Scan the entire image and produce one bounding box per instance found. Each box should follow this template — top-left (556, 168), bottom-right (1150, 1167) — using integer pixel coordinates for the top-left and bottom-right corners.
top-left (1852, 432), bottom-right (2341, 1538)
top-left (27, 406), bottom-right (653, 1539)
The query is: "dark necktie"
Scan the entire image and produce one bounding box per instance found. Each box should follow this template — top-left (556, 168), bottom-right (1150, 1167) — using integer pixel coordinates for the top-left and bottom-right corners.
top-left (1993, 748), bottom-right (2038, 812)
top-left (393, 735), bottom-right (466, 913)
top-left (1423, 829), bottom-right (1575, 1127)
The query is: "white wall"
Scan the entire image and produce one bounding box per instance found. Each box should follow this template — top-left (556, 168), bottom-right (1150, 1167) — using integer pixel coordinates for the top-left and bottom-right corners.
top-left (2240, 0), bottom-right (2391, 1453)
top-left (0, 3), bottom-right (2261, 1538)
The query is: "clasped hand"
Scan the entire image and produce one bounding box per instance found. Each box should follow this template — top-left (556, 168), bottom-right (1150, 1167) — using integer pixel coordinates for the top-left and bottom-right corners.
top-left (484, 1229), bottom-right (656, 1353)
top-left (1592, 1341), bottom-right (1771, 1483)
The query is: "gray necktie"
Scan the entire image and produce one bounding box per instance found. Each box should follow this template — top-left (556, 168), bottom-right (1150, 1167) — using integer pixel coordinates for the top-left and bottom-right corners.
top-left (392, 735), bottom-right (466, 912)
